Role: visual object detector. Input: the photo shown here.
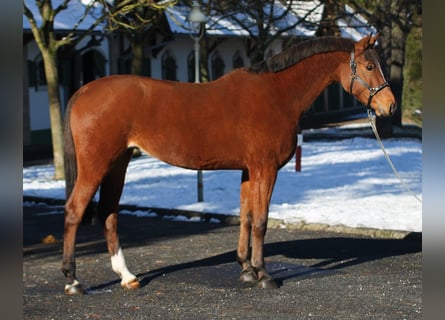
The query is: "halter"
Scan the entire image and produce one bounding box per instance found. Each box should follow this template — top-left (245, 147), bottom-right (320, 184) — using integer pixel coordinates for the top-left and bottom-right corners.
top-left (349, 50), bottom-right (389, 109)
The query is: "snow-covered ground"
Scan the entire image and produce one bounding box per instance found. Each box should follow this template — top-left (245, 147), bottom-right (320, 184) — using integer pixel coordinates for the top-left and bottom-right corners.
top-left (23, 126), bottom-right (422, 232)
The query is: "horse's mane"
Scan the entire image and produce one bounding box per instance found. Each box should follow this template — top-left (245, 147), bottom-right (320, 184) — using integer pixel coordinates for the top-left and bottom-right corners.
top-left (248, 37), bottom-right (355, 74)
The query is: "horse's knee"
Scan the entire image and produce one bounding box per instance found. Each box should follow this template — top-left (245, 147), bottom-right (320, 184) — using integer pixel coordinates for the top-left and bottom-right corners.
top-left (252, 218), bottom-right (267, 236)
top-left (64, 202), bottom-right (82, 226)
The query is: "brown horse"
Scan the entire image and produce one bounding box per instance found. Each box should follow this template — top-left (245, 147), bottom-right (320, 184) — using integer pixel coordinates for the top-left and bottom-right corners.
top-left (62, 34), bottom-right (396, 294)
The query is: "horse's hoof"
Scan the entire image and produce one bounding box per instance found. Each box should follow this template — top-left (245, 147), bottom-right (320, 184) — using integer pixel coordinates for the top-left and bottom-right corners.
top-left (64, 280), bottom-right (86, 295)
top-left (121, 278), bottom-right (141, 290)
top-left (240, 269), bottom-right (258, 283)
top-left (258, 276), bottom-right (278, 289)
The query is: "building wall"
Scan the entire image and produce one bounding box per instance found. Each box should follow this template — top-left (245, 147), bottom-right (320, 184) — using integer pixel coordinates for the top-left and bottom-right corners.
top-left (149, 37), bottom-right (252, 81)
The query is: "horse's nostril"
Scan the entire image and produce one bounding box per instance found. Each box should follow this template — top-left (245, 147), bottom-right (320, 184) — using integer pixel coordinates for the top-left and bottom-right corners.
top-left (390, 103), bottom-right (397, 115)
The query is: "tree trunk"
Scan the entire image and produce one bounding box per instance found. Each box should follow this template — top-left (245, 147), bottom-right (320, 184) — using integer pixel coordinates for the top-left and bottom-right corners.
top-left (388, 20), bottom-right (406, 127)
top-left (373, 0), bottom-right (393, 138)
top-left (316, 0), bottom-right (341, 37)
top-left (375, 18), bottom-right (406, 137)
top-left (23, 44), bottom-right (31, 146)
top-left (42, 50), bottom-right (65, 180)
top-left (130, 33), bottom-right (145, 75)
top-left (200, 37), bottom-right (209, 83)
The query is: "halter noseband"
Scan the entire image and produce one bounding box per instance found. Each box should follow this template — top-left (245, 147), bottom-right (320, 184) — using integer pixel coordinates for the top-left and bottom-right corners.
top-left (349, 50), bottom-right (389, 110)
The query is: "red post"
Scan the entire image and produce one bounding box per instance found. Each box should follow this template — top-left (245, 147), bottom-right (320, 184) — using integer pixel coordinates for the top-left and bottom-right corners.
top-left (295, 133), bottom-right (302, 172)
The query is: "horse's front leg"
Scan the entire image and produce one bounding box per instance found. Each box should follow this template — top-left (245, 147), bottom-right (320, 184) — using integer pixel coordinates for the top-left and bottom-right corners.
top-left (237, 170), bottom-right (257, 283)
top-left (249, 167), bottom-right (278, 289)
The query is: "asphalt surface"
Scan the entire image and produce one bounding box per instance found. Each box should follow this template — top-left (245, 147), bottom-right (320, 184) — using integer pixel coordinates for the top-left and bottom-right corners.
top-left (23, 203), bottom-right (422, 320)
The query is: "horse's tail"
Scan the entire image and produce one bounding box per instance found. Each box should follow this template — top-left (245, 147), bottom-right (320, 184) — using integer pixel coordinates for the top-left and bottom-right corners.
top-left (64, 94), bottom-right (96, 225)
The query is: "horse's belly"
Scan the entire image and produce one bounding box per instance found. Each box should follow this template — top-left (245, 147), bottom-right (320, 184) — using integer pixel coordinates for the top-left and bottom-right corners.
top-left (131, 137), bottom-right (246, 171)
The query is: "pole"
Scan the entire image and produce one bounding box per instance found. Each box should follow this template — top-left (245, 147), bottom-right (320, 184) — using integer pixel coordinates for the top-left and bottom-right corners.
top-left (194, 37), bottom-right (204, 202)
top-left (188, 1), bottom-right (206, 203)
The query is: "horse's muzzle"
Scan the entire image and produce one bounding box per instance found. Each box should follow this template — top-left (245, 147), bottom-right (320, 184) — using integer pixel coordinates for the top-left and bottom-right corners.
top-left (389, 103), bottom-right (397, 116)
top-left (377, 102), bottom-right (397, 117)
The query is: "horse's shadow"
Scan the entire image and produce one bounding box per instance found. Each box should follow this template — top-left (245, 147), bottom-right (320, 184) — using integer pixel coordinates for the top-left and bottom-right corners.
top-left (87, 232), bottom-right (421, 291)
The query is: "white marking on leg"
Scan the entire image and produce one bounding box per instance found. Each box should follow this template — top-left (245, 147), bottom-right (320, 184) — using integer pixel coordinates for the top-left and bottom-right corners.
top-left (64, 279), bottom-right (85, 294)
top-left (64, 279), bottom-right (80, 291)
top-left (111, 247), bottom-right (137, 285)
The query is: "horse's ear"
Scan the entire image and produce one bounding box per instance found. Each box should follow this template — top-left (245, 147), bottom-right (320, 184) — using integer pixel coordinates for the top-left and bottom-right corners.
top-left (368, 33), bottom-right (380, 47)
top-left (355, 33), bottom-right (379, 54)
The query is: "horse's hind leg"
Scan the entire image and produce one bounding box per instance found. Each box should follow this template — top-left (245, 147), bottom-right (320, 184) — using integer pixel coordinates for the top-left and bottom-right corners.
top-left (63, 172), bottom-right (102, 294)
top-left (97, 149), bottom-right (140, 290)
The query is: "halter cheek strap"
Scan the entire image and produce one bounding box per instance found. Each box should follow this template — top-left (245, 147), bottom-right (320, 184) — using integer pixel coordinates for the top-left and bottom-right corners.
top-left (349, 51), bottom-right (389, 109)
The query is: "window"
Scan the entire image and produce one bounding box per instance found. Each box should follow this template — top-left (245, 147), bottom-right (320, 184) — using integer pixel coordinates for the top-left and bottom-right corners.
top-left (162, 50), bottom-right (177, 81)
top-left (232, 51), bottom-right (244, 69)
top-left (28, 55), bottom-right (46, 90)
top-left (141, 58), bottom-right (151, 77)
top-left (211, 52), bottom-right (225, 80)
top-left (82, 49), bottom-right (106, 85)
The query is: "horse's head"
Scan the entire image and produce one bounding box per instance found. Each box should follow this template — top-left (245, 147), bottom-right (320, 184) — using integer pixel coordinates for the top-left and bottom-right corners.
top-left (341, 34), bottom-right (396, 117)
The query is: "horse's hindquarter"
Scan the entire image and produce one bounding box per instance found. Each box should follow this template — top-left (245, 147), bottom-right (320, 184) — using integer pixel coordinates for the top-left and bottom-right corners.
top-left (69, 77), bottom-right (138, 160)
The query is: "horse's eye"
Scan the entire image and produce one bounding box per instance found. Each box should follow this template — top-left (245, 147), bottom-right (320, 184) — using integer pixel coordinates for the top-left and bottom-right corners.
top-left (366, 64), bottom-right (375, 71)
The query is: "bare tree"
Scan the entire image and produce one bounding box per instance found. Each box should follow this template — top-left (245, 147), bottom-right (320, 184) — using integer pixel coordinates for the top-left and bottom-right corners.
top-left (209, 0), bottom-right (323, 64)
top-left (23, 0), bottom-right (105, 179)
top-left (315, 0), bottom-right (341, 37)
top-left (98, 0), bottom-right (177, 75)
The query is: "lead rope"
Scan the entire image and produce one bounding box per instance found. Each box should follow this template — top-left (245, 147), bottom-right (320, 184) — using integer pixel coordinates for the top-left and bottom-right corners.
top-left (367, 110), bottom-right (422, 203)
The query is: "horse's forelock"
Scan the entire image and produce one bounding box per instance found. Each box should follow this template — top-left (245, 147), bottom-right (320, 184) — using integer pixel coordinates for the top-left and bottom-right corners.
top-left (364, 48), bottom-right (382, 65)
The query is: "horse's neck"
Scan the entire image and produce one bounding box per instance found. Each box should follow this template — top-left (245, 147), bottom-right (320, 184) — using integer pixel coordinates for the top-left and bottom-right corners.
top-left (274, 51), bottom-right (347, 116)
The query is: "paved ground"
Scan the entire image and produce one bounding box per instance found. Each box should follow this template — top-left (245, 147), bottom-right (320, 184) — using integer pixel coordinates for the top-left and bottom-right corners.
top-left (23, 203), bottom-right (421, 320)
